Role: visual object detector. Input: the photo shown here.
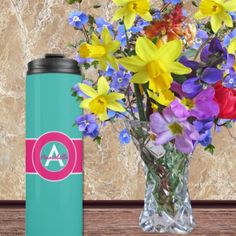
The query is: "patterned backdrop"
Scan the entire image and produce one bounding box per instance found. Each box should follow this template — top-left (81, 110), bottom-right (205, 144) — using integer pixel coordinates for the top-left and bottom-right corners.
top-left (0, 0), bottom-right (235, 200)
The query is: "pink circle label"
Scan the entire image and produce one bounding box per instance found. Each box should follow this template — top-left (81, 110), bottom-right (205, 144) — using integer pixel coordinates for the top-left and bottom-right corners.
top-left (32, 132), bottom-right (77, 181)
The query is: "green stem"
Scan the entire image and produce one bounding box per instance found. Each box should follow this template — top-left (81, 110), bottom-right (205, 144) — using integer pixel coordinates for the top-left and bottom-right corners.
top-left (124, 24), bottom-right (130, 49)
top-left (193, 36), bottom-right (213, 61)
top-left (82, 25), bottom-right (90, 43)
top-left (123, 24), bottom-right (146, 121)
top-left (126, 83), bottom-right (137, 120)
top-left (134, 84), bottom-right (146, 121)
top-left (142, 84), bottom-right (152, 121)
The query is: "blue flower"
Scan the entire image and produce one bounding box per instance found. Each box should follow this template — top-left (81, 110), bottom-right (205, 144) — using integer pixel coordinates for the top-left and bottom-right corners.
top-left (105, 66), bottom-right (115, 77)
top-left (182, 8), bottom-right (187, 17)
top-left (215, 119), bottom-right (232, 132)
top-left (223, 29), bottom-right (236, 47)
top-left (95, 17), bottom-right (113, 35)
top-left (68, 11), bottom-right (88, 29)
top-left (119, 129), bottom-right (131, 144)
top-left (73, 80), bottom-right (93, 97)
top-left (99, 65), bottom-right (115, 77)
top-left (199, 130), bottom-right (212, 147)
top-left (76, 54), bottom-right (92, 64)
top-left (75, 114), bottom-right (99, 138)
top-left (116, 19), bottom-right (151, 47)
top-left (130, 17), bottom-right (150, 33)
top-left (192, 29), bottom-right (208, 50)
top-left (222, 53), bottom-right (235, 72)
top-left (193, 119), bottom-right (214, 147)
top-left (108, 109), bottom-right (125, 119)
top-left (224, 72), bottom-right (236, 88)
top-left (153, 11), bottom-right (161, 20)
top-left (110, 66), bottom-right (131, 91)
top-left (116, 25), bottom-right (127, 47)
top-left (164, 0), bottom-right (181, 5)
top-left (107, 100), bottom-right (127, 119)
top-left (230, 12), bottom-right (236, 21)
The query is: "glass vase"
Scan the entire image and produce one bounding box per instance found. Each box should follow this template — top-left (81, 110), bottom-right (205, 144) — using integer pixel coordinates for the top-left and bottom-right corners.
top-left (126, 120), bottom-right (196, 234)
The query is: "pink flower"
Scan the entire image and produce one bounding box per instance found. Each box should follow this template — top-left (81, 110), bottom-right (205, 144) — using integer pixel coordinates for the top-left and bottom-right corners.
top-left (150, 108), bottom-right (199, 154)
top-left (170, 87), bottom-right (219, 120)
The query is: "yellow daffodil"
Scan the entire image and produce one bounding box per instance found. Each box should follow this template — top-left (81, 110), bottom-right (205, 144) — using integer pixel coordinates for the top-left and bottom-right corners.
top-left (79, 77), bottom-right (125, 121)
top-left (228, 37), bottom-right (236, 54)
top-left (78, 27), bottom-right (120, 71)
top-left (148, 89), bottom-right (175, 107)
top-left (194, 0), bottom-right (236, 33)
top-left (113, 0), bottom-right (152, 29)
top-left (119, 37), bottom-right (191, 92)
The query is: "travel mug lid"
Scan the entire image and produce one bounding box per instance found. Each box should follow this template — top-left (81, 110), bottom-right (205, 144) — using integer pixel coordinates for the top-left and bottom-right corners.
top-left (27, 54), bottom-right (81, 75)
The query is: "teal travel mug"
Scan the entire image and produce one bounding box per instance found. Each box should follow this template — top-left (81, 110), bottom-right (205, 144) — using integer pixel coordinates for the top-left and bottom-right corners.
top-left (26, 54), bottom-right (83, 236)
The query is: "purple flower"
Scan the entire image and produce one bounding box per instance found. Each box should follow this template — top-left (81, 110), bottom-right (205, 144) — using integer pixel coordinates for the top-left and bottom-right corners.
top-left (75, 114), bottom-right (99, 138)
top-left (182, 67), bottom-right (223, 98)
top-left (170, 87), bottom-right (220, 120)
top-left (182, 77), bottom-right (202, 98)
top-left (171, 81), bottom-right (186, 98)
top-left (200, 68), bottom-right (224, 84)
top-left (200, 38), bottom-right (226, 64)
top-left (193, 119), bottom-right (214, 147)
top-left (192, 30), bottom-right (208, 50)
top-left (209, 37), bottom-right (225, 54)
top-left (150, 108), bottom-right (199, 154)
top-left (119, 129), bottom-right (131, 144)
top-left (73, 80), bottom-right (93, 97)
top-left (110, 66), bottom-right (131, 91)
top-left (68, 11), bottom-right (88, 29)
top-left (179, 57), bottom-right (200, 78)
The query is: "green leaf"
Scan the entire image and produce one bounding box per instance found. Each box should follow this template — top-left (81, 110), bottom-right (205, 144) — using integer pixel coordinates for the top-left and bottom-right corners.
top-left (66, 0), bottom-right (77, 4)
top-left (172, 74), bottom-right (187, 84)
top-left (91, 60), bottom-right (99, 69)
top-left (184, 49), bottom-right (197, 58)
top-left (152, 37), bottom-right (158, 45)
top-left (94, 136), bottom-right (102, 145)
top-left (204, 144), bottom-right (215, 155)
top-left (93, 4), bottom-right (102, 8)
top-left (88, 15), bottom-right (95, 25)
top-left (66, 0), bottom-right (83, 5)
top-left (76, 97), bottom-right (82, 102)
top-left (83, 63), bottom-right (91, 70)
top-left (225, 121), bottom-right (233, 129)
top-left (192, 1), bottom-right (198, 7)
top-left (71, 91), bottom-right (77, 97)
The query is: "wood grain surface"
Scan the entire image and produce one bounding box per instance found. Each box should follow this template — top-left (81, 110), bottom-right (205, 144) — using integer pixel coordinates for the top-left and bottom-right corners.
top-left (0, 204), bottom-right (236, 236)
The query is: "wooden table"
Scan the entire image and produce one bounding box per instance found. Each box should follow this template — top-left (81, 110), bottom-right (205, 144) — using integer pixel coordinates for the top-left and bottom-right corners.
top-left (0, 201), bottom-right (236, 235)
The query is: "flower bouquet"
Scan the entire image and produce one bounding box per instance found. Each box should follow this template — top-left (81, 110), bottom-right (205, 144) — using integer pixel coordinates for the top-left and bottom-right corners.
top-left (68, 0), bottom-right (236, 234)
